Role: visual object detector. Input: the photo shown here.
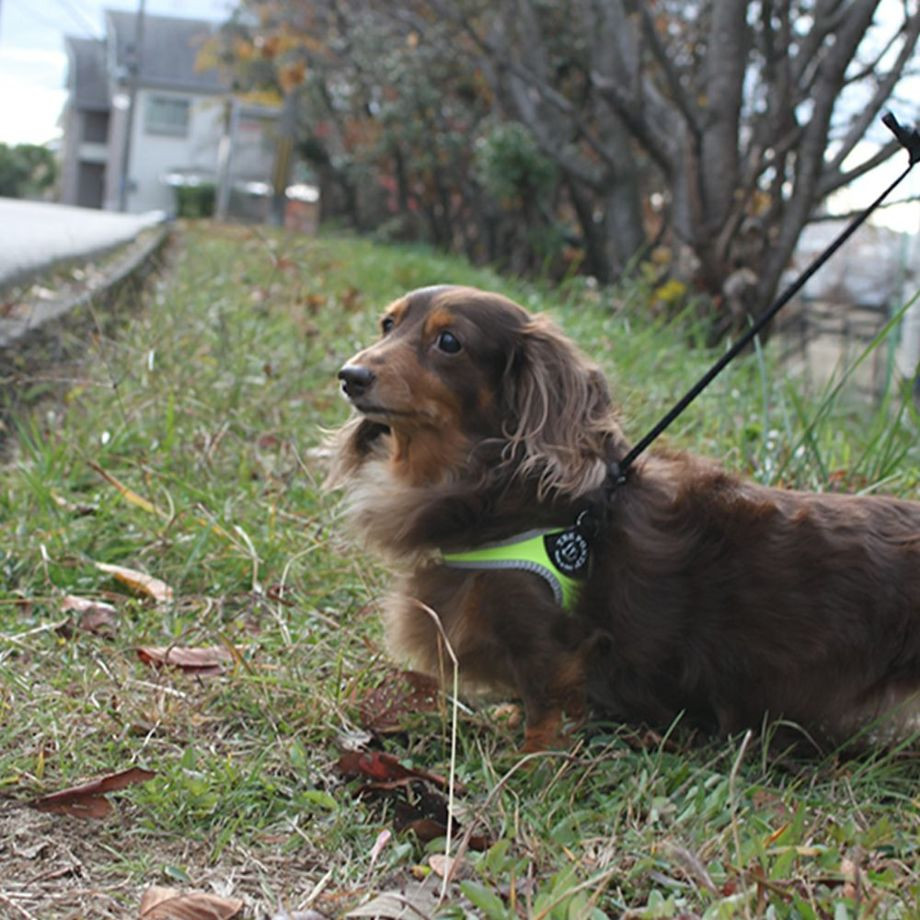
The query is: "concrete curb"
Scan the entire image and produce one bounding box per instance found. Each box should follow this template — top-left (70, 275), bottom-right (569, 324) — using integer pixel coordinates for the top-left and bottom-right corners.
top-left (0, 199), bottom-right (168, 290)
top-left (0, 225), bottom-right (171, 444)
top-left (0, 224), bottom-right (170, 353)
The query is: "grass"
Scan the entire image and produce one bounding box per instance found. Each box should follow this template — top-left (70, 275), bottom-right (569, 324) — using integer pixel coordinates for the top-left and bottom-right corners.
top-left (1, 222), bottom-right (919, 918)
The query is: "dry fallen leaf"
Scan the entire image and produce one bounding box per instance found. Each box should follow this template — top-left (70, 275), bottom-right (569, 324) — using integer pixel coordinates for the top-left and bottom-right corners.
top-left (31, 766), bottom-right (156, 819)
top-left (428, 853), bottom-right (462, 880)
top-left (354, 669), bottom-right (441, 733)
top-left (337, 750), bottom-right (460, 793)
top-left (338, 752), bottom-right (489, 852)
top-left (137, 646), bottom-right (234, 676)
top-left (400, 817), bottom-right (450, 843)
top-left (345, 882), bottom-right (439, 919)
top-left (96, 562), bottom-right (174, 603)
top-left (59, 594), bottom-right (118, 637)
top-left (139, 886), bottom-right (243, 919)
top-left (397, 812), bottom-right (489, 851)
top-left (368, 828), bottom-right (391, 871)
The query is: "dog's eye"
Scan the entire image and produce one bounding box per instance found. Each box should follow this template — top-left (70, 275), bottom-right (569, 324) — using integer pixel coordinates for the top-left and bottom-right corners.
top-left (437, 330), bottom-right (462, 354)
top-left (381, 317), bottom-right (395, 335)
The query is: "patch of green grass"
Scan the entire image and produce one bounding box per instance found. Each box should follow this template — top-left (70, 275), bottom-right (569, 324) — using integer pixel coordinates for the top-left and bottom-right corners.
top-left (1, 224), bottom-right (918, 917)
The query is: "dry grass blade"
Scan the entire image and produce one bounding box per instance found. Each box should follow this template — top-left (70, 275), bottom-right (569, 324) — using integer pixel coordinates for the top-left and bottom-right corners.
top-left (88, 460), bottom-right (166, 518)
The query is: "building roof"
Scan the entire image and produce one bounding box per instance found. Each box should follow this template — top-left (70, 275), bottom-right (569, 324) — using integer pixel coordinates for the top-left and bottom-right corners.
top-left (105, 10), bottom-right (227, 94)
top-left (65, 36), bottom-right (109, 111)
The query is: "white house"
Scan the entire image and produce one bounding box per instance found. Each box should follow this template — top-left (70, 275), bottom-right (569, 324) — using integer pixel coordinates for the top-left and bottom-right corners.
top-left (59, 11), bottom-right (278, 216)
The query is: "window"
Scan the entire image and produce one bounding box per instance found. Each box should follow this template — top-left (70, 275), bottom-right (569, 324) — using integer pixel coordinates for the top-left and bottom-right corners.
top-left (83, 111), bottom-right (109, 144)
top-left (144, 96), bottom-right (190, 137)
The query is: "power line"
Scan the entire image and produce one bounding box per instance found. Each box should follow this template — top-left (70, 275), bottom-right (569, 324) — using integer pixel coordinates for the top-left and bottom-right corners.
top-left (9, 0), bottom-right (89, 37)
top-left (47, 0), bottom-right (102, 37)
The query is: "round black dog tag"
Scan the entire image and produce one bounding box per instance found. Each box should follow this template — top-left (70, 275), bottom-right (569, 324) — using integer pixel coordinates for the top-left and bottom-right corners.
top-left (544, 528), bottom-right (590, 578)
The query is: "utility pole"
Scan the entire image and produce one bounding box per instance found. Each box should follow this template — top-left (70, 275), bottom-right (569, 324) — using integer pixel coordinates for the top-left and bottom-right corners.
top-left (215, 96), bottom-right (238, 221)
top-left (118, 0), bottom-right (146, 212)
top-left (270, 90), bottom-right (297, 226)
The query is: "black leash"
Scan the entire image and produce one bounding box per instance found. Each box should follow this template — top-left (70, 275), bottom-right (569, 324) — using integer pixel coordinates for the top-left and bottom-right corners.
top-left (606, 111), bottom-right (920, 492)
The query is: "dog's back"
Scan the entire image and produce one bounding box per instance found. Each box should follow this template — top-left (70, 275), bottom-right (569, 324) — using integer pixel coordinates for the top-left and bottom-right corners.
top-left (583, 453), bottom-right (920, 744)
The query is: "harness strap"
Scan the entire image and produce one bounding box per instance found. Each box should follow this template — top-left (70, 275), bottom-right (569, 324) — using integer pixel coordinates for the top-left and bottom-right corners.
top-left (441, 527), bottom-right (588, 610)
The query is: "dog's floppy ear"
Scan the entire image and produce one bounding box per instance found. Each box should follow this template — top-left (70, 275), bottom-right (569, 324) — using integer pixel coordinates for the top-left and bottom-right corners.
top-left (502, 315), bottom-right (623, 498)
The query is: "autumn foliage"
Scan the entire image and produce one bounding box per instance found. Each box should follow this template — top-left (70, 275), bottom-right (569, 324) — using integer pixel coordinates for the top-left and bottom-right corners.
top-left (215, 0), bottom-right (919, 332)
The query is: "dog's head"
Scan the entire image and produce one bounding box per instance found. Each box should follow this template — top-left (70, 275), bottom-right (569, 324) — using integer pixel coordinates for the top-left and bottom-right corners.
top-left (331, 285), bottom-right (626, 498)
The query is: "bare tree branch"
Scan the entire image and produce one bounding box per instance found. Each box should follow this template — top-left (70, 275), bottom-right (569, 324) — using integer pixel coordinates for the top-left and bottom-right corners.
top-left (809, 192), bottom-right (920, 221)
top-left (825, 9), bottom-right (920, 175)
top-left (790, 0), bottom-right (853, 91)
top-left (626, 0), bottom-right (703, 137)
top-left (819, 138), bottom-right (903, 196)
top-left (759, 0), bottom-right (883, 307)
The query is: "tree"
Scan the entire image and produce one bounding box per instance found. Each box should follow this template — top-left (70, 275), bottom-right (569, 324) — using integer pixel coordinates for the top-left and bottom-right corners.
top-left (214, 0), bottom-right (571, 272)
top-left (0, 143), bottom-right (57, 199)
top-left (425, 0), bottom-right (920, 329)
top-left (217, 1), bottom-right (919, 331)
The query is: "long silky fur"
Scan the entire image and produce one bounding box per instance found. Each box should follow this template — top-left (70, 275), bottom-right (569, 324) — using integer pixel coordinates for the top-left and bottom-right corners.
top-left (326, 285), bottom-right (920, 751)
top-left (501, 315), bottom-right (620, 500)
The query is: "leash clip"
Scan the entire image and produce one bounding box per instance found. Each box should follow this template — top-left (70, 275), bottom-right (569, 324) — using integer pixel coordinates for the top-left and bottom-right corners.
top-left (574, 508), bottom-right (600, 539)
top-left (883, 111), bottom-right (920, 165)
top-left (607, 459), bottom-right (629, 489)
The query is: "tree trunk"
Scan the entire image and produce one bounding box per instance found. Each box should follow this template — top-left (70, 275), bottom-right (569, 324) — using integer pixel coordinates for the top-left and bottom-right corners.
top-left (567, 177), bottom-right (610, 284)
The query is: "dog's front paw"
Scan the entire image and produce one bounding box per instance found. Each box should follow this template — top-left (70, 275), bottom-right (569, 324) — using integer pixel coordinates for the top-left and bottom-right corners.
top-left (520, 709), bottom-right (570, 754)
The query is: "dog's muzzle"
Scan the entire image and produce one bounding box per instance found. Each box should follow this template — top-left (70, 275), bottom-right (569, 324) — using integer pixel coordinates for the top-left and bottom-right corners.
top-left (338, 364), bottom-right (376, 400)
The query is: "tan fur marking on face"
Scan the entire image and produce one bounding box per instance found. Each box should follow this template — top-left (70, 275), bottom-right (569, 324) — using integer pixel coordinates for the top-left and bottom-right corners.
top-left (382, 297), bottom-right (409, 328)
top-left (423, 307), bottom-right (455, 339)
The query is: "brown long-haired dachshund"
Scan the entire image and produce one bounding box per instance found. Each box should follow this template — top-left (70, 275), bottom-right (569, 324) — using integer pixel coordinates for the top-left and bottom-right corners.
top-left (328, 285), bottom-right (920, 752)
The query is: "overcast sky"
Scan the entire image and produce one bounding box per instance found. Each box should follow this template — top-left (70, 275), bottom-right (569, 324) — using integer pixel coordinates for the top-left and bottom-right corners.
top-left (0, 0), bottom-right (233, 146)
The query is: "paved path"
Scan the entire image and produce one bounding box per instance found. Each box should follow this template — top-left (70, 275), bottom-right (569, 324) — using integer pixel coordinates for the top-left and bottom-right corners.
top-left (0, 198), bottom-right (166, 287)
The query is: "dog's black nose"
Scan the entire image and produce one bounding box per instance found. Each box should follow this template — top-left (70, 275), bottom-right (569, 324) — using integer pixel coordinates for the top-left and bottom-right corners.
top-left (338, 364), bottom-right (376, 399)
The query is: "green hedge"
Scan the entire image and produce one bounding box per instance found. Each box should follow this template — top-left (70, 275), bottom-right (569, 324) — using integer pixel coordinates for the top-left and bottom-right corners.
top-left (174, 182), bottom-right (216, 218)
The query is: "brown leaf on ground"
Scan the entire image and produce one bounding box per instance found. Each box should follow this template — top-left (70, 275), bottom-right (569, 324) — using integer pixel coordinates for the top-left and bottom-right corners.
top-left (30, 766), bottom-right (156, 819)
top-left (58, 594), bottom-right (118, 637)
top-left (339, 753), bottom-right (488, 852)
top-left (337, 750), bottom-right (462, 794)
top-left (400, 817), bottom-right (450, 843)
top-left (137, 646), bottom-right (234, 675)
top-left (353, 669), bottom-right (441, 733)
top-left (345, 882), bottom-right (439, 919)
top-left (139, 886), bottom-right (243, 919)
top-left (96, 562), bottom-right (174, 603)
top-left (428, 853), bottom-right (463, 879)
top-left (396, 814), bottom-right (489, 852)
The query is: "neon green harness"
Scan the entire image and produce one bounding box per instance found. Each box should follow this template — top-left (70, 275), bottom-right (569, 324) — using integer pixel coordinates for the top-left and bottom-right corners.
top-left (441, 528), bottom-right (587, 611)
